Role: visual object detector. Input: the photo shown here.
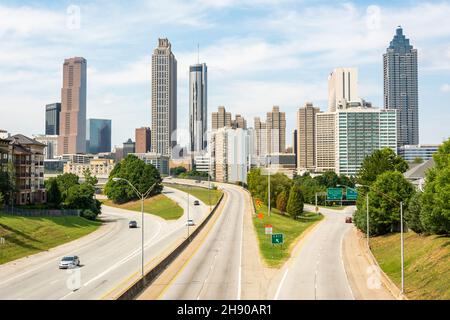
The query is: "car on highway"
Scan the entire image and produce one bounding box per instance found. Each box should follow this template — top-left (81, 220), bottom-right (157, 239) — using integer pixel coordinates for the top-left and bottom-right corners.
top-left (129, 221), bottom-right (138, 228)
top-left (194, 200), bottom-right (200, 206)
top-left (59, 256), bottom-right (80, 269)
top-left (186, 219), bottom-right (195, 226)
top-left (345, 216), bottom-right (353, 224)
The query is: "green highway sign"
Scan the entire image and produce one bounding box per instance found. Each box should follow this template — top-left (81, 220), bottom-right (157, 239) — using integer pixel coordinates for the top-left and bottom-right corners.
top-left (327, 188), bottom-right (343, 201)
top-left (272, 233), bottom-right (284, 245)
top-left (347, 188), bottom-right (358, 201)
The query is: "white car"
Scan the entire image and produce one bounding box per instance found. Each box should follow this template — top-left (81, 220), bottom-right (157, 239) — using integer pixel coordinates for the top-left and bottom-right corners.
top-left (186, 219), bottom-right (195, 227)
top-left (59, 256), bottom-right (80, 269)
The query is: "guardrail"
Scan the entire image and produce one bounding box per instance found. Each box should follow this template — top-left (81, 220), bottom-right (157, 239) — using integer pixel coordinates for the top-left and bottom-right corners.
top-left (116, 188), bottom-right (224, 300)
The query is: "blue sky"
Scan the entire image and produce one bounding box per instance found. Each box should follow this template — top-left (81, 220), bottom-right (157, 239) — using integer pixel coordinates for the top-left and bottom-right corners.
top-left (0, 0), bottom-right (449, 147)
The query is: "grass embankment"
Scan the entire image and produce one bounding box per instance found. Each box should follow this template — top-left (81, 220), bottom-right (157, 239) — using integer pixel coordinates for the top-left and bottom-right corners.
top-left (371, 232), bottom-right (450, 300)
top-left (102, 194), bottom-right (183, 220)
top-left (253, 203), bottom-right (323, 268)
top-left (0, 214), bottom-right (101, 265)
top-left (163, 183), bottom-right (223, 206)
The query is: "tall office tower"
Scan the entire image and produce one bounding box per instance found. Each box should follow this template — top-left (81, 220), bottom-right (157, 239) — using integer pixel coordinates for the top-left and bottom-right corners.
top-left (384, 26), bottom-right (419, 147)
top-left (135, 127), bottom-right (151, 153)
top-left (123, 139), bottom-right (136, 158)
top-left (58, 57), bottom-right (87, 155)
top-left (292, 129), bottom-right (298, 168)
top-left (233, 114), bottom-right (247, 129)
top-left (151, 38), bottom-right (177, 157)
top-left (211, 106), bottom-right (232, 130)
top-left (189, 63), bottom-right (207, 153)
top-left (45, 103), bottom-right (61, 135)
top-left (266, 106), bottom-right (286, 155)
top-left (315, 112), bottom-right (336, 172)
top-left (254, 117), bottom-right (267, 161)
top-left (86, 119), bottom-right (112, 154)
top-left (328, 68), bottom-right (359, 112)
top-left (336, 102), bottom-right (397, 176)
top-left (296, 103), bottom-right (320, 170)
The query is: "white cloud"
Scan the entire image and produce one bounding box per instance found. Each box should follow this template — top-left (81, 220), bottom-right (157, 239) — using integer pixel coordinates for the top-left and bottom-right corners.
top-left (441, 84), bottom-right (450, 93)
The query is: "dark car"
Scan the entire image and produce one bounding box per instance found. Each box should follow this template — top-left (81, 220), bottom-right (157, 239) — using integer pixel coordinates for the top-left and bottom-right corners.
top-left (345, 217), bottom-right (353, 224)
top-left (129, 221), bottom-right (138, 228)
top-left (194, 200), bottom-right (200, 206)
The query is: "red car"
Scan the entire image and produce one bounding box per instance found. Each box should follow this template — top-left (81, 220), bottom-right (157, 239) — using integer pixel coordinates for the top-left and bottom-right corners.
top-left (345, 217), bottom-right (353, 224)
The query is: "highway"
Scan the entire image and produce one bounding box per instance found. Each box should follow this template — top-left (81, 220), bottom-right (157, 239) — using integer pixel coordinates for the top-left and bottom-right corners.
top-left (0, 187), bottom-right (208, 300)
top-left (272, 205), bottom-right (356, 300)
top-left (159, 182), bottom-right (245, 300)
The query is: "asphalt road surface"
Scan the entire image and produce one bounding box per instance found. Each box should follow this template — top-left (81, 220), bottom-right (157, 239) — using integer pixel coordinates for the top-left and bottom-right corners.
top-left (0, 187), bottom-right (207, 300)
top-left (273, 205), bottom-right (357, 300)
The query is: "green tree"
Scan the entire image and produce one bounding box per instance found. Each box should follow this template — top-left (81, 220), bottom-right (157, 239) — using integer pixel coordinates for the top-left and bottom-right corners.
top-left (65, 182), bottom-right (101, 220)
top-left (286, 185), bottom-right (304, 219)
top-left (413, 157), bottom-right (424, 164)
top-left (276, 191), bottom-right (288, 213)
top-left (104, 155), bottom-right (163, 204)
top-left (354, 171), bottom-right (414, 236)
top-left (357, 148), bottom-right (408, 186)
top-left (314, 171), bottom-right (339, 188)
top-left (405, 192), bottom-right (424, 234)
top-left (170, 166), bottom-right (187, 177)
top-left (83, 168), bottom-right (98, 186)
top-left (46, 178), bottom-right (62, 209)
top-left (338, 174), bottom-right (356, 188)
top-left (293, 173), bottom-right (326, 205)
top-left (0, 192), bottom-right (4, 207)
top-left (56, 173), bottom-right (80, 199)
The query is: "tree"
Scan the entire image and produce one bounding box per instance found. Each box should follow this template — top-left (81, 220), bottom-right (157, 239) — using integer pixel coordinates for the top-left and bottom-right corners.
top-left (286, 185), bottom-right (304, 219)
top-left (46, 178), bottom-right (62, 209)
top-left (170, 166), bottom-right (187, 177)
top-left (314, 171), bottom-right (339, 188)
top-left (413, 157), bottom-right (424, 164)
top-left (357, 148), bottom-right (408, 186)
top-left (104, 155), bottom-right (163, 204)
top-left (65, 182), bottom-right (101, 220)
top-left (56, 173), bottom-right (79, 200)
top-left (405, 192), bottom-right (424, 234)
top-left (293, 173), bottom-right (326, 205)
top-left (276, 191), bottom-right (288, 213)
top-left (354, 171), bottom-right (414, 236)
top-left (338, 174), bottom-right (356, 188)
top-left (83, 168), bottom-right (98, 186)
top-left (0, 192), bottom-right (4, 207)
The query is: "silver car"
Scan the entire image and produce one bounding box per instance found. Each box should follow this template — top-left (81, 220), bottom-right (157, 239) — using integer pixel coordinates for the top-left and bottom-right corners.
top-left (59, 256), bottom-right (80, 269)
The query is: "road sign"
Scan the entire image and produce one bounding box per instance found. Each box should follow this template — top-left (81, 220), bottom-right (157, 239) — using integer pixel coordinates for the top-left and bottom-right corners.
top-left (265, 225), bottom-right (273, 235)
top-left (258, 213), bottom-right (264, 220)
top-left (272, 233), bottom-right (284, 245)
top-left (347, 188), bottom-right (358, 201)
top-left (327, 188), bottom-right (343, 201)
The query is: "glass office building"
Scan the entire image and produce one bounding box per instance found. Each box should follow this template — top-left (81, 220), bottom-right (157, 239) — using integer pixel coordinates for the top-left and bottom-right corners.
top-left (398, 145), bottom-right (440, 162)
top-left (86, 119), bottom-right (112, 154)
top-left (45, 103), bottom-right (61, 135)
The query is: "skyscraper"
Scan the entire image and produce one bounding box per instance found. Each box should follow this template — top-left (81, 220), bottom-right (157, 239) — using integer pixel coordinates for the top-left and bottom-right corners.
top-left (135, 127), bottom-right (151, 153)
top-left (384, 26), bottom-right (419, 147)
top-left (328, 68), bottom-right (358, 112)
top-left (212, 106), bottom-right (232, 130)
top-left (86, 119), bottom-right (111, 154)
top-left (266, 106), bottom-right (286, 155)
top-left (254, 117), bottom-right (267, 163)
top-left (58, 57), bottom-right (87, 155)
top-left (296, 103), bottom-right (320, 170)
top-left (315, 112), bottom-right (336, 172)
top-left (233, 114), bottom-right (247, 129)
top-left (151, 38), bottom-right (177, 157)
top-left (189, 63), bottom-right (207, 153)
top-left (45, 103), bottom-right (61, 135)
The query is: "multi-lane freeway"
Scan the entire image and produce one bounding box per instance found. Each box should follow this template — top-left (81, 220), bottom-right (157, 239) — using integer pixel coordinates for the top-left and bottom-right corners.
top-left (0, 187), bottom-right (208, 300)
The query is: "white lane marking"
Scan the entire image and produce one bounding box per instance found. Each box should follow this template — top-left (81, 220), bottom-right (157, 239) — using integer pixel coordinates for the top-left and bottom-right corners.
top-left (59, 291), bottom-right (75, 300)
top-left (274, 269), bottom-right (289, 300)
top-left (340, 227), bottom-right (355, 300)
top-left (82, 221), bottom-right (162, 287)
top-left (237, 190), bottom-right (244, 300)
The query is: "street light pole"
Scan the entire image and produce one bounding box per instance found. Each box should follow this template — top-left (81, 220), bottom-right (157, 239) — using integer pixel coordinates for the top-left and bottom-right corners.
top-left (400, 201), bottom-right (404, 295)
top-left (187, 186), bottom-right (190, 239)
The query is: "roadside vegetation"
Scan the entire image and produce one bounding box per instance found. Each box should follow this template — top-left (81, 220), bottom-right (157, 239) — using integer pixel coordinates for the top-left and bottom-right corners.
top-left (252, 203), bottom-right (322, 268)
top-left (371, 232), bottom-right (450, 300)
top-left (102, 194), bottom-right (183, 220)
top-left (170, 166), bottom-right (210, 180)
top-left (164, 183), bottom-right (223, 206)
top-left (0, 214), bottom-right (100, 265)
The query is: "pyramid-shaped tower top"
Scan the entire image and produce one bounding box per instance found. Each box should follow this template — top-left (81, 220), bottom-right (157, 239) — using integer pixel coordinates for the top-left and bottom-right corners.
top-left (388, 26), bottom-right (414, 53)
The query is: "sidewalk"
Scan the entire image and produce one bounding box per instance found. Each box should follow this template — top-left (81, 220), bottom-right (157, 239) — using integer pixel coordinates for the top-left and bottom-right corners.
top-left (342, 227), bottom-right (397, 300)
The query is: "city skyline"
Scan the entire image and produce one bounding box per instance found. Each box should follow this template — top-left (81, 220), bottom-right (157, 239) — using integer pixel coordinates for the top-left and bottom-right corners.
top-left (0, 1), bottom-right (449, 147)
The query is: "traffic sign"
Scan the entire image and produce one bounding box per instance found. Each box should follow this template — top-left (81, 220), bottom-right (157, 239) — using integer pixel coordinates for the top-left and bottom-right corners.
top-left (258, 213), bottom-right (264, 219)
top-left (265, 225), bottom-right (273, 235)
top-left (327, 188), bottom-right (343, 201)
top-left (347, 188), bottom-right (358, 201)
top-left (272, 233), bottom-right (284, 245)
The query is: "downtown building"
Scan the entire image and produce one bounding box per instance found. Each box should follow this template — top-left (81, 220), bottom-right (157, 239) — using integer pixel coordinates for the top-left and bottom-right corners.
top-left (212, 106), bottom-right (232, 130)
top-left (384, 27), bottom-right (419, 147)
top-left (45, 103), bottom-right (61, 135)
top-left (58, 57), bottom-right (87, 155)
top-left (151, 38), bottom-right (177, 158)
top-left (86, 119), bottom-right (112, 154)
top-left (296, 102), bottom-right (320, 170)
top-left (189, 63), bottom-right (208, 154)
top-left (328, 68), bottom-right (358, 112)
top-left (135, 127), bottom-right (151, 154)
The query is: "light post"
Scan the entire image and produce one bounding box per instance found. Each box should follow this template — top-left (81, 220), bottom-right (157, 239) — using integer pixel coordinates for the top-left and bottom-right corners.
top-left (113, 177), bottom-right (156, 280)
top-left (187, 185), bottom-right (190, 239)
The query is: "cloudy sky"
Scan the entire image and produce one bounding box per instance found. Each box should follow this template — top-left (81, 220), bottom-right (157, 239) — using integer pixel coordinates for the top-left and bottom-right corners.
top-left (0, 0), bottom-right (449, 148)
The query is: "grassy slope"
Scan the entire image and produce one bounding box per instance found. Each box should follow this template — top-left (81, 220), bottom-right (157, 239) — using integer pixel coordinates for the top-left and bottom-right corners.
top-left (370, 232), bottom-right (450, 300)
top-left (253, 203), bottom-right (323, 268)
top-left (0, 214), bottom-right (101, 265)
top-left (103, 194), bottom-right (183, 220)
top-left (163, 184), bottom-right (223, 206)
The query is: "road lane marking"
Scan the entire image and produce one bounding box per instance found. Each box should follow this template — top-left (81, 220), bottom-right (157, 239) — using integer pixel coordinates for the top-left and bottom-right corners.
top-left (274, 269), bottom-right (289, 300)
top-left (340, 226), bottom-right (355, 300)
